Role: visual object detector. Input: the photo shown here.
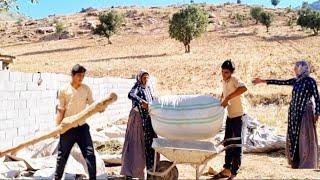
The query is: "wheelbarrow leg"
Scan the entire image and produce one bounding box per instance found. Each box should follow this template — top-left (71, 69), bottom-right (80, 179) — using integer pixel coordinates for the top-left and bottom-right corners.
top-left (152, 150), bottom-right (158, 173)
top-left (195, 165), bottom-right (200, 180)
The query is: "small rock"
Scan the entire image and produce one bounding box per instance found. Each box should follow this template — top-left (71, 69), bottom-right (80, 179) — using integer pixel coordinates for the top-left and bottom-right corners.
top-left (59, 31), bottom-right (74, 39)
top-left (35, 27), bottom-right (55, 34)
top-left (80, 7), bottom-right (96, 13)
top-left (25, 21), bottom-right (37, 26)
top-left (147, 18), bottom-right (157, 24)
top-left (85, 20), bottom-right (97, 29)
top-left (87, 11), bottom-right (99, 16)
top-left (208, 12), bottom-right (216, 18)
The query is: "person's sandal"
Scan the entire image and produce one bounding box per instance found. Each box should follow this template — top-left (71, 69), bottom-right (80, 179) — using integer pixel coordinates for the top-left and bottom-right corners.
top-left (202, 167), bottom-right (218, 176)
top-left (227, 174), bottom-right (236, 180)
top-left (212, 169), bottom-right (231, 179)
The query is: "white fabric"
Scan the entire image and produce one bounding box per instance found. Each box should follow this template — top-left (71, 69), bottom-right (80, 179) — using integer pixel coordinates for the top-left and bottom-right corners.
top-left (214, 115), bottom-right (286, 153)
top-left (0, 138), bottom-right (106, 179)
top-left (150, 95), bottom-right (226, 140)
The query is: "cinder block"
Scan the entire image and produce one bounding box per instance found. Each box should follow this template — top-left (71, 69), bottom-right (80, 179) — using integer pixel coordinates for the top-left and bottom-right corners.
top-left (5, 128), bottom-right (17, 140)
top-left (93, 78), bottom-right (104, 85)
top-left (21, 73), bottom-right (33, 82)
top-left (39, 106), bottom-right (54, 115)
top-left (0, 71), bottom-right (9, 81)
top-left (13, 118), bottom-right (25, 128)
top-left (46, 80), bottom-right (58, 90)
top-left (5, 92), bottom-right (20, 100)
top-left (29, 108), bottom-right (40, 116)
top-left (14, 100), bottom-right (27, 109)
top-left (6, 110), bottom-right (18, 119)
top-left (0, 81), bottom-right (15, 91)
top-left (20, 91), bottom-right (41, 99)
top-left (27, 82), bottom-right (46, 91)
top-left (56, 74), bottom-right (69, 82)
top-left (14, 82), bottom-right (27, 91)
top-left (0, 140), bottom-right (13, 149)
top-left (27, 99), bottom-right (37, 108)
top-left (0, 131), bottom-right (5, 141)
top-left (12, 136), bottom-right (25, 145)
top-left (9, 72), bottom-right (22, 82)
top-left (19, 109), bottom-right (29, 118)
top-left (83, 77), bottom-right (94, 85)
top-left (41, 90), bottom-right (57, 98)
top-left (0, 100), bottom-right (14, 111)
top-left (0, 110), bottom-right (6, 120)
top-left (17, 126), bottom-right (30, 136)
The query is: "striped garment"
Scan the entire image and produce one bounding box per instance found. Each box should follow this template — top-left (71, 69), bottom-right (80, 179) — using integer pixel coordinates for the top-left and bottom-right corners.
top-left (266, 76), bottom-right (320, 166)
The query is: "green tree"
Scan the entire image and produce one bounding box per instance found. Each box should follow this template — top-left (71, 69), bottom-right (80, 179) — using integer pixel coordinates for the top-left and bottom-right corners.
top-left (250, 7), bottom-right (263, 24)
top-left (169, 6), bottom-right (208, 53)
top-left (271, 0), bottom-right (280, 8)
top-left (297, 9), bottom-right (320, 35)
top-left (0, 0), bottom-right (37, 11)
top-left (301, 1), bottom-right (309, 9)
top-left (94, 11), bottom-right (124, 44)
top-left (259, 11), bottom-right (273, 32)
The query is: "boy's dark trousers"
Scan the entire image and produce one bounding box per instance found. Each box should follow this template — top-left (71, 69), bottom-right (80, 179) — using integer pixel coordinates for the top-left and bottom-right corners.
top-left (223, 116), bottom-right (243, 175)
top-left (54, 123), bottom-right (96, 180)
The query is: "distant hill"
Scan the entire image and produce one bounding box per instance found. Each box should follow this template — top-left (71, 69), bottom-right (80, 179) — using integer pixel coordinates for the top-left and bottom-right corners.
top-left (0, 11), bottom-right (29, 22)
top-left (310, 0), bottom-right (320, 10)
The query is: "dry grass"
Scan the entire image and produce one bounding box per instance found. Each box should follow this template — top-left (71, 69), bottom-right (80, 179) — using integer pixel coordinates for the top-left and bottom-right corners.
top-left (1, 4), bottom-right (320, 179)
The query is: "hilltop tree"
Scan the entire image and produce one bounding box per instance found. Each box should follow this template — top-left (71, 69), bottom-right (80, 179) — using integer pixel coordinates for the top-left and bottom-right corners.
top-left (301, 1), bottom-right (309, 9)
top-left (237, 0), bottom-right (241, 4)
top-left (297, 9), bottom-right (320, 35)
top-left (250, 7), bottom-right (263, 24)
top-left (0, 0), bottom-right (37, 11)
top-left (169, 6), bottom-right (208, 53)
top-left (271, 0), bottom-right (280, 8)
top-left (94, 11), bottom-right (124, 44)
top-left (259, 11), bottom-right (273, 32)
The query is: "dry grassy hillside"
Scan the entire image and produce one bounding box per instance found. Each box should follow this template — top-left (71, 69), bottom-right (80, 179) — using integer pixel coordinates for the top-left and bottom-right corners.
top-left (1, 4), bottom-right (320, 178)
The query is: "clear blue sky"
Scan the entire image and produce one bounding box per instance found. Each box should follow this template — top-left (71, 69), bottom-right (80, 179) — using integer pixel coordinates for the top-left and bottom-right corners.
top-left (16, 0), bottom-right (317, 19)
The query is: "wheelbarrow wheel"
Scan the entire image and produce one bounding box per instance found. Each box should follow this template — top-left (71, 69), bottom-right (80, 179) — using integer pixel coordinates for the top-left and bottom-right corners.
top-left (147, 160), bottom-right (179, 180)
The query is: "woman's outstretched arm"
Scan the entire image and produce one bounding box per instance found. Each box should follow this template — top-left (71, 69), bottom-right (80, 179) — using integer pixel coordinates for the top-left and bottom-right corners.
top-left (253, 78), bottom-right (296, 86)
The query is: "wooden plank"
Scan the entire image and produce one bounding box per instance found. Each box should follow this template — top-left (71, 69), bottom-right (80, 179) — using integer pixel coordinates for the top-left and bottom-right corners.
top-left (0, 92), bottom-right (118, 157)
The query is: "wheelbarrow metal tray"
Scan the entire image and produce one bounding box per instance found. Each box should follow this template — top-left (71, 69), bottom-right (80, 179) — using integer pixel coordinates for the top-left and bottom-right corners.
top-left (152, 138), bottom-right (218, 164)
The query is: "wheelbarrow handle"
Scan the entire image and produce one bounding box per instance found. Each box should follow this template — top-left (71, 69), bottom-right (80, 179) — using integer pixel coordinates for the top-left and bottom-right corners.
top-left (216, 137), bottom-right (241, 146)
top-left (217, 144), bottom-right (243, 154)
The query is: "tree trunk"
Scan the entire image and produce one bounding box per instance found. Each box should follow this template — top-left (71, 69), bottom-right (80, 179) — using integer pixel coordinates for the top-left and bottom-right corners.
top-left (107, 37), bottom-right (112, 44)
top-left (313, 29), bottom-right (318, 36)
top-left (184, 44), bottom-right (190, 53)
top-left (266, 26), bottom-right (269, 32)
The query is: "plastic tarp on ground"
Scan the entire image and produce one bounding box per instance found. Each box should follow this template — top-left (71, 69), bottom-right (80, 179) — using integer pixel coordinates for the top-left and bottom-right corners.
top-left (0, 138), bottom-right (107, 179)
top-left (214, 115), bottom-right (286, 153)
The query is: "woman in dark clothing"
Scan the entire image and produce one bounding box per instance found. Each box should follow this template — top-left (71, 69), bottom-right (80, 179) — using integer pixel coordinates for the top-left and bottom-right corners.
top-left (253, 60), bottom-right (319, 168)
top-left (121, 69), bottom-right (158, 179)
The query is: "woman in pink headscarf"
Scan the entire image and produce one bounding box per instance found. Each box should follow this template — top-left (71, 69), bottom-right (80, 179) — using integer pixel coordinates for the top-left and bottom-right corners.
top-left (253, 60), bottom-right (319, 169)
top-left (121, 69), bottom-right (158, 179)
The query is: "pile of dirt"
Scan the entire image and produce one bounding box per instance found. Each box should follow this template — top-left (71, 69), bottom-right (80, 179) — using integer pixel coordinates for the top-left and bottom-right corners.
top-left (94, 140), bottom-right (123, 155)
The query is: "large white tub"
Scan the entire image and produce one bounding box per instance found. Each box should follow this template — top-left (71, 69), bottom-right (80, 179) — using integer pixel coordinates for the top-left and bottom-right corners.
top-left (150, 95), bottom-right (225, 140)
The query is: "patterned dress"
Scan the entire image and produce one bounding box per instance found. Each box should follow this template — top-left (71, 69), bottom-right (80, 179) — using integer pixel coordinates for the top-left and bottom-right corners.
top-left (266, 76), bottom-right (320, 167)
top-left (129, 82), bottom-right (157, 166)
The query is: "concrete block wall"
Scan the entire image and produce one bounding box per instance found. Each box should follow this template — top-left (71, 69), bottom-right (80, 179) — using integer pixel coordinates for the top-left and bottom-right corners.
top-left (0, 70), bottom-right (140, 149)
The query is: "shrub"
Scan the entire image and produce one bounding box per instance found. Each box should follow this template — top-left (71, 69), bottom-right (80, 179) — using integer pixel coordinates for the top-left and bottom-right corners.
top-left (169, 6), bottom-right (208, 53)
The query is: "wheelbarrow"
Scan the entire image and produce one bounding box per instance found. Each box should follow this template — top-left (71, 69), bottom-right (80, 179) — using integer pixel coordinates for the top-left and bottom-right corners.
top-left (147, 137), bottom-right (242, 180)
